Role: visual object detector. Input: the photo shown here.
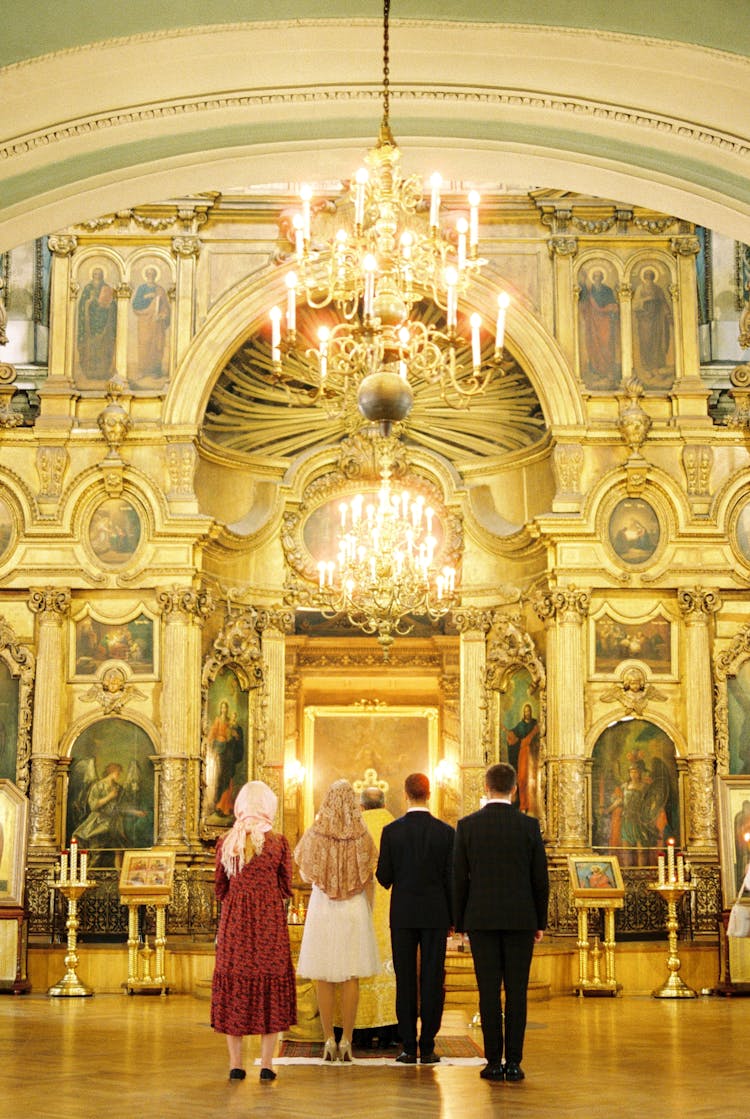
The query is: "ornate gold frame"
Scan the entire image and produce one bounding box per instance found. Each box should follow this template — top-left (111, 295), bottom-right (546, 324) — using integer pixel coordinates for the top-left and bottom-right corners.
top-left (301, 703), bottom-right (439, 830)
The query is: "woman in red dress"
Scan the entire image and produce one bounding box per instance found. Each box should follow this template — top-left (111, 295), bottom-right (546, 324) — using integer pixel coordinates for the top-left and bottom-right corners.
top-left (211, 781), bottom-right (297, 1082)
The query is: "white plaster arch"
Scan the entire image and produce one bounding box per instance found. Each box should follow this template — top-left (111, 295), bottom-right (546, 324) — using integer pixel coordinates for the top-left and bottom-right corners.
top-left (1, 22), bottom-right (750, 248)
top-left (165, 261), bottom-right (584, 431)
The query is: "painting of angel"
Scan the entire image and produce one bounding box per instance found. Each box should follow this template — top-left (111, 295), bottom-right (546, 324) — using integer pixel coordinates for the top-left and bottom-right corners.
top-left (591, 718), bottom-right (679, 867)
top-left (66, 717), bottom-right (154, 866)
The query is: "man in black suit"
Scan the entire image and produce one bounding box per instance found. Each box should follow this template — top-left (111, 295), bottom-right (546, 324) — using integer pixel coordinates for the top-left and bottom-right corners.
top-left (453, 762), bottom-right (548, 1083)
top-left (376, 773), bottom-right (455, 1065)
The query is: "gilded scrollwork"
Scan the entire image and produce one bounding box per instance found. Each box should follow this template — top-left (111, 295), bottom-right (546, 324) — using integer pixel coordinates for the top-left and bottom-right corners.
top-left (157, 584), bottom-right (214, 622)
top-left (677, 586), bottom-right (722, 620)
top-left (599, 665), bottom-right (667, 716)
top-left (714, 620), bottom-right (750, 773)
top-left (685, 755), bottom-right (717, 847)
top-left (198, 605), bottom-right (266, 839)
top-left (0, 615), bottom-right (35, 793)
top-left (80, 666), bottom-right (147, 715)
top-left (532, 585), bottom-right (590, 624)
top-left (483, 610), bottom-right (547, 834)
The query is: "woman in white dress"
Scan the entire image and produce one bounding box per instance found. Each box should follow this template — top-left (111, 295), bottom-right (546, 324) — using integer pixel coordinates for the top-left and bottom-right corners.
top-left (295, 780), bottom-right (379, 1063)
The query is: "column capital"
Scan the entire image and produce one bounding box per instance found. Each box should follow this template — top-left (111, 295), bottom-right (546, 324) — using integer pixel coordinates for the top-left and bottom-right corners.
top-left (28, 587), bottom-right (71, 619)
top-left (677, 586), bottom-right (721, 620)
top-left (533, 585), bottom-right (590, 624)
top-left (452, 607), bottom-right (494, 635)
top-left (256, 605), bottom-right (296, 636)
top-left (157, 584), bottom-right (214, 622)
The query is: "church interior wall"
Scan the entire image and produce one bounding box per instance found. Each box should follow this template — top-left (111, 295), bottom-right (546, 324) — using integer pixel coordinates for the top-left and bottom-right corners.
top-left (0, 176), bottom-right (749, 986)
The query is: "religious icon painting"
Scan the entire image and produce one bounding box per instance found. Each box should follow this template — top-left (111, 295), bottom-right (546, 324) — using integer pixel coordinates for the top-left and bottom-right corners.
top-left (498, 667), bottom-right (541, 818)
top-left (88, 498), bottom-right (142, 567)
top-left (733, 500), bottom-right (750, 568)
top-left (202, 667), bottom-right (250, 828)
top-left (0, 496), bottom-right (14, 565)
top-left (66, 717), bottom-right (155, 867)
top-left (608, 497), bottom-right (660, 566)
top-left (75, 259), bottom-right (119, 386)
top-left (630, 261), bottom-right (675, 390)
top-left (577, 261), bottom-right (622, 391)
top-left (127, 259), bottom-right (172, 390)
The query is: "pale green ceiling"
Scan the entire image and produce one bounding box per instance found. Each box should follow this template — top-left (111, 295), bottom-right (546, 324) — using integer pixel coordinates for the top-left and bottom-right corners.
top-left (1, 4), bottom-right (749, 250)
top-left (4, 1), bottom-right (748, 66)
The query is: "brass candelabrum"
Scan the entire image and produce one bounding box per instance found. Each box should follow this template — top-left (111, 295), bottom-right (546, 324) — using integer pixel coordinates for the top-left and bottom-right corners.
top-left (48, 840), bottom-right (94, 998)
top-left (648, 881), bottom-right (697, 999)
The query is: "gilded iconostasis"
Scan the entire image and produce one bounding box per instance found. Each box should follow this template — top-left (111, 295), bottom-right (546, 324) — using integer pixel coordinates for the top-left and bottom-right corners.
top-left (1, 185), bottom-right (750, 949)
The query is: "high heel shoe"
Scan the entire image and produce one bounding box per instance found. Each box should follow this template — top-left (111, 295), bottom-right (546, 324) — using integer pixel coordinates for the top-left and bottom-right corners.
top-left (323, 1037), bottom-right (339, 1063)
top-left (338, 1039), bottom-right (353, 1064)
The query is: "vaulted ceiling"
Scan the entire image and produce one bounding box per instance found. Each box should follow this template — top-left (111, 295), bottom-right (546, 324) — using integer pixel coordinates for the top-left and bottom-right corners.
top-left (2, 2), bottom-right (749, 249)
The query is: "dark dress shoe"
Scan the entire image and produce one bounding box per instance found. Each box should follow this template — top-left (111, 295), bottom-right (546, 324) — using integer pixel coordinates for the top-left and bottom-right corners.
top-left (420, 1052), bottom-right (440, 1064)
top-left (228, 1068), bottom-right (246, 1080)
top-left (259, 1068), bottom-right (277, 1082)
top-left (504, 1062), bottom-right (525, 1081)
top-left (395, 1051), bottom-right (417, 1064)
top-left (480, 1062), bottom-right (504, 1081)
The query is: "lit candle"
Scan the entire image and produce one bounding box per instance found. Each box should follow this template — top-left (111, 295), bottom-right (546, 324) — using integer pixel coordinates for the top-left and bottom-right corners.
top-left (70, 838), bottom-right (78, 883)
top-left (318, 326), bottom-right (329, 379)
top-left (470, 312), bottom-right (482, 369)
top-left (468, 190), bottom-right (480, 253)
top-left (657, 853), bottom-right (665, 886)
top-left (445, 267), bottom-right (458, 330)
top-left (285, 271), bottom-right (297, 334)
top-left (326, 561), bottom-right (334, 587)
top-left (318, 560), bottom-right (326, 588)
top-left (496, 291), bottom-right (510, 353)
top-left (79, 850), bottom-right (88, 883)
top-left (270, 305), bottom-right (282, 363)
top-left (300, 183), bottom-right (312, 242)
top-left (456, 216), bottom-right (468, 270)
top-left (354, 167), bottom-right (368, 227)
top-left (667, 838), bottom-right (675, 883)
top-left (429, 172), bottom-right (442, 230)
top-left (293, 213), bottom-right (304, 257)
top-left (363, 254), bottom-right (377, 318)
top-left (60, 850), bottom-right (69, 885)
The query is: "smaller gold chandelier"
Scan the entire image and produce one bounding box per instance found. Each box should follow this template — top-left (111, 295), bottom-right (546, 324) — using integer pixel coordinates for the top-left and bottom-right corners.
top-left (268, 0), bottom-right (509, 424)
top-left (310, 453), bottom-right (459, 658)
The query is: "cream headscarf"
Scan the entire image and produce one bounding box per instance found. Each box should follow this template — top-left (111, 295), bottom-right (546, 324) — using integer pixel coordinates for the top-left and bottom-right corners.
top-left (219, 780), bottom-right (277, 876)
top-left (294, 779), bottom-right (377, 900)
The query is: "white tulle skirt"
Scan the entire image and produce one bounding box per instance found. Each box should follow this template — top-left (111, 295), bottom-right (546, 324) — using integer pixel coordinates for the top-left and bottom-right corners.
top-left (296, 884), bottom-right (380, 982)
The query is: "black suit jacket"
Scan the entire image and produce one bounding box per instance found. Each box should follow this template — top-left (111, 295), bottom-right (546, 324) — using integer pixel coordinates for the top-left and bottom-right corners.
top-left (453, 802), bottom-right (548, 933)
top-left (376, 811), bottom-right (455, 929)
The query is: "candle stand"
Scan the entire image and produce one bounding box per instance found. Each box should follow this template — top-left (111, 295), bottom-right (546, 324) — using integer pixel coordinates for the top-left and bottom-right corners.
top-left (573, 896), bottom-right (624, 996)
top-left (648, 882), bottom-right (697, 999)
top-left (48, 881), bottom-right (94, 998)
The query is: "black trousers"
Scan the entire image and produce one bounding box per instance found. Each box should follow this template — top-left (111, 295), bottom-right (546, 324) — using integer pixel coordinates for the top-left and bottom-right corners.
top-left (390, 926), bottom-right (449, 1055)
top-left (467, 928), bottom-right (535, 1065)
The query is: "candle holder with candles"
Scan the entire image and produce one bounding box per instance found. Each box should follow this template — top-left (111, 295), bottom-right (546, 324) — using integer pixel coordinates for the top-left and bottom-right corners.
top-left (648, 842), bottom-right (696, 999)
top-left (48, 838), bottom-right (95, 998)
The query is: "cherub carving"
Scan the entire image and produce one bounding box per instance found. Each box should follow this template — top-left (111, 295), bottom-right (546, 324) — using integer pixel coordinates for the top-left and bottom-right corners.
top-left (600, 666), bottom-right (666, 716)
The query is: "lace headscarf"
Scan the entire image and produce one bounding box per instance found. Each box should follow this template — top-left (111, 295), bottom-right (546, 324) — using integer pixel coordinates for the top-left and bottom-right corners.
top-left (294, 779), bottom-right (377, 900)
top-left (219, 780), bottom-right (277, 877)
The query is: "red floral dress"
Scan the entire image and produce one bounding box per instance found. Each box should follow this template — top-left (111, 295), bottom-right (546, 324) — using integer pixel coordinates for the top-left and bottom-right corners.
top-left (211, 832), bottom-right (297, 1036)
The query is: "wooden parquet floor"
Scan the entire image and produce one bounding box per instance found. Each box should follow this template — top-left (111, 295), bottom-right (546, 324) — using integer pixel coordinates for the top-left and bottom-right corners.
top-left (1, 992), bottom-right (748, 1119)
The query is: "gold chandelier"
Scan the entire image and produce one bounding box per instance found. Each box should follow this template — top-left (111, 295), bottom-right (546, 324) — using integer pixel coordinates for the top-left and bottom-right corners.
top-left (269, 0), bottom-right (509, 427)
top-left (312, 439), bottom-right (459, 658)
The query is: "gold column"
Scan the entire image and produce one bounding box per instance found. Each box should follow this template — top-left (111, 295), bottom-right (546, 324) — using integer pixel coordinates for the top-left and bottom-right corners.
top-left (38, 236), bottom-right (77, 431)
top-left (157, 586), bottom-right (213, 847)
top-left (27, 588), bottom-right (71, 851)
top-left (535, 586), bottom-right (589, 849)
top-left (455, 609), bottom-right (493, 813)
top-left (257, 608), bottom-right (294, 807)
top-left (677, 586), bottom-right (721, 854)
top-left (171, 236), bottom-right (201, 356)
top-left (617, 282), bottom-right (634, 381)
top-left (670, 235), bottom-right (711, 423)
top-left (547, 234), bottom-right (578, 364)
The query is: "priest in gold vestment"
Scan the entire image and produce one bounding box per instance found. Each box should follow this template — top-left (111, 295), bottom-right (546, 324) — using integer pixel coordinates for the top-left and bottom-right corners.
top-left (346, 786), bottom-right (398, 1048)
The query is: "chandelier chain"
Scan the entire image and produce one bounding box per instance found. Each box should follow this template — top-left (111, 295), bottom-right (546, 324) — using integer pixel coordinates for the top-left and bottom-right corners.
top-left (381, 0), bottom-right (391, 135)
